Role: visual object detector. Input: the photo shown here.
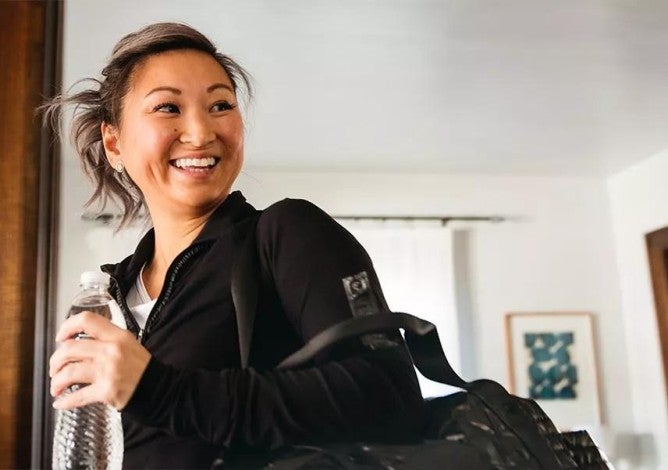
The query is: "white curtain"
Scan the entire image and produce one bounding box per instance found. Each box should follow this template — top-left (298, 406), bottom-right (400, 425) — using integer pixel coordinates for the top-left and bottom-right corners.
top-left (339, 219), bottom-right (461, 398)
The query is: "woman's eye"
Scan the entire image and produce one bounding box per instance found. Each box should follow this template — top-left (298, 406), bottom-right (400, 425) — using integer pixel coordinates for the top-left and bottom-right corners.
top-left (153, 103), bottom-right (180, 113)
top-left (211, 101), bottom-right (237, 112)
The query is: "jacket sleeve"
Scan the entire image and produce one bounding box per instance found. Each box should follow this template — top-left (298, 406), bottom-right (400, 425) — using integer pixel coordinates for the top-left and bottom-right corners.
top-left (122, 199), bottom-right (424, 449)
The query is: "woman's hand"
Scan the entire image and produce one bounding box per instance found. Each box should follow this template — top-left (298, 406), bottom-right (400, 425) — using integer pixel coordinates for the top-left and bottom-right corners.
top-left (49, 311), bottom-right (151, 411)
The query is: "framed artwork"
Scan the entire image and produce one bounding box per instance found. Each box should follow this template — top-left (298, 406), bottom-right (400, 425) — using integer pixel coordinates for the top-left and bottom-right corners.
top-left (505, 312), bottom-right (602, 429)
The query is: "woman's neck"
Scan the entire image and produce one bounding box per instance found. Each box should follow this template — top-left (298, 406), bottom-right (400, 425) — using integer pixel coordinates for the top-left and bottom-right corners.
top-left (151, 212), bottom-right (211, 271)
top-left (148, 206), bottom-right (216, 274)
top-left (140, 207), bottom-right (215, 299)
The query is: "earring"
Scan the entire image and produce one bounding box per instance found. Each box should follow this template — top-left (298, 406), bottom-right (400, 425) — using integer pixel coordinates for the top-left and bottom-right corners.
top-left (114, 161), bottom-right (124, 173)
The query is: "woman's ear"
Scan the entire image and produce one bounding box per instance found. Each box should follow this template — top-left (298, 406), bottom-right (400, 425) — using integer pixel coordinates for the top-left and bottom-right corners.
top-left (101, 122), bottom-right (121, 164)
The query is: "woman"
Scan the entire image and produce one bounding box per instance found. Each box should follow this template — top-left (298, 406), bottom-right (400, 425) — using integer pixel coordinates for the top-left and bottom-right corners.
top-left (46, 23), bottom-right (423, 468)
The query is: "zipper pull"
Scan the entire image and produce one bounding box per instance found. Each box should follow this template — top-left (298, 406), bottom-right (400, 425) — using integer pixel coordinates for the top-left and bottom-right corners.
top-left (138, 328), bottom-right (144, 341)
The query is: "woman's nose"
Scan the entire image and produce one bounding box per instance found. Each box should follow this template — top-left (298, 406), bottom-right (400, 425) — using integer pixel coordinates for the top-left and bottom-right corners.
top-left (179, 111), bottom-right (215, 147)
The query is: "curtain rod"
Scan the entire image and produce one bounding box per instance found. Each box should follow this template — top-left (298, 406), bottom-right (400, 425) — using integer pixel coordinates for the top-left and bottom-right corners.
top-left (333, 215), bottom-right (505, 226)
top-left (81, 212), bottom-right (505, 227)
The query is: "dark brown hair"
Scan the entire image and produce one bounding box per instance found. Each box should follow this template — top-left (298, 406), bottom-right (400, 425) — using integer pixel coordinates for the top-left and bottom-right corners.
top-left (41, 22), bottom-right (253, 227)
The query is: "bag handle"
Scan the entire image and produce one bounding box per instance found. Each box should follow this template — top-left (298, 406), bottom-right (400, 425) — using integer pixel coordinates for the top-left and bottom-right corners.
top-left (231, 223), bottom-right (563, 468)
top-left (230, 211), bottom-right (467, 388)
top-left (231, 215), bottom-right (465, 390)
top-left (277, 311), bottom-right (469, 389)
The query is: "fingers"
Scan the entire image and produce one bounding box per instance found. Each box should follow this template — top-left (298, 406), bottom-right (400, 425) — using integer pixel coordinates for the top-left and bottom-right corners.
top-left (53, 382), bottom-right (103, 410)
top-left (50, 360), bottom-right (95, 398)
top-left (48, 325), bottom-right (151, 410)
top-left (49, 339), bottom-right (104, 378)
top-left (56, 311), bottom-right (120, 342)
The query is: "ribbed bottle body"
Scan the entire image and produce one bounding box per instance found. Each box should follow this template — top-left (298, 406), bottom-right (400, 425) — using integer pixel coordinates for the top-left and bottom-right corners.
top-left (52, 398), bottom-right (123, 470)
top-left (52, 273), bottom-right (124, 470)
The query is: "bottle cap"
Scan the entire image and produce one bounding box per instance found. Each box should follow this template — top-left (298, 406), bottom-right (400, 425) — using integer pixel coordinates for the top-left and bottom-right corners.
top-left (80, 271), bottom-right (110, 287)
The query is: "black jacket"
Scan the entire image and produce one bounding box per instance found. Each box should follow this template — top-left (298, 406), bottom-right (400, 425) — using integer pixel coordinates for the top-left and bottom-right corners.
top-left (102, 191), bottom-right (423, 469)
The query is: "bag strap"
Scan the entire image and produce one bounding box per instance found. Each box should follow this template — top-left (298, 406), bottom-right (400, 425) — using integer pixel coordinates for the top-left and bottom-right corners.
top-left (277, 311), bottom-right (469, 388)
top-left (230, 213), bottom-right (262, 369)
top-left (230, 213), bottom-right (469, 389)
top-left (230, 221), bottom-right (562, 468)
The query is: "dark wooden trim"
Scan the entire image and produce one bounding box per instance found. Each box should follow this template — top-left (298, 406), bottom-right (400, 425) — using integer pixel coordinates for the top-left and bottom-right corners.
top-left (645, 227), bottom-right (668, 402)
top-left (31, 1), bottom-right (62, 467)
top-left (0, 1), bottom-right (50, 467)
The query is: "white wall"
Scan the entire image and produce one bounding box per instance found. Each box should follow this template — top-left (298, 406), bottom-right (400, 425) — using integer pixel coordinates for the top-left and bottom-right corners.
top-left (608, 150), bottom-right (668, 469)
top-left (58, 165), bottom-right (638, 464)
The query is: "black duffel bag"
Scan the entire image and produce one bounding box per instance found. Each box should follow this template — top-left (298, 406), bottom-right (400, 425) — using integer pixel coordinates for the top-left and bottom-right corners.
top-left (233, 312), bottom-right (608, 469)
top-left (219, 220), bottom-right (609, 469)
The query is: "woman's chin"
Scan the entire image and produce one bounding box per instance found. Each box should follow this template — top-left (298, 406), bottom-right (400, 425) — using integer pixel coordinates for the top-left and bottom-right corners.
top-left (144, 189), bottom-right (227, 217)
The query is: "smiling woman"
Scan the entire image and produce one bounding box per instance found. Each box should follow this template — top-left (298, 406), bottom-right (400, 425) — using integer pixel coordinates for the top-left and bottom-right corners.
top-left (41, 23), bottom-right (423, 468)
top-left (100, 49), bottom-right (246, 264)
top-left (43, 23), bottom-right (252, 229)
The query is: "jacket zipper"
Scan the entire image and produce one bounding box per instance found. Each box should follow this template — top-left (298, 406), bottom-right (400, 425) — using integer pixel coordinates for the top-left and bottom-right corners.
top-left (110, 277), bottom-right (142, 337)
top-left (109, 243), bottom-right (208, 345)
top-left (139, 243), bottom-right (207, 345)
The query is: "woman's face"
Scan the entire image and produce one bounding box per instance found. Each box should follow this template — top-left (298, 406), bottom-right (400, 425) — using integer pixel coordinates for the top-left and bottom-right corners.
top-left (102, 49), bottom-right (244, 218)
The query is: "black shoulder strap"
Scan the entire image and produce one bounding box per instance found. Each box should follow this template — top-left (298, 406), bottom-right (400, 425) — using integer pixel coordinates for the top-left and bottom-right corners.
top-left (277, 311), bottom-right (469, 388)
top-left (229, 217), bottom-right (562, 468)
top-left (230, 213), bottom-right (261, 369)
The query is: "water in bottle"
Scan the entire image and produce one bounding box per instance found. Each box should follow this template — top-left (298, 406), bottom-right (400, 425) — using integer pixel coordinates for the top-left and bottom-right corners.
top-left (52, 271), bottom-right (124, 470)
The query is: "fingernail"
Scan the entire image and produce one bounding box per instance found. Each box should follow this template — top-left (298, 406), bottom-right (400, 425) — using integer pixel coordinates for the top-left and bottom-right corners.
top-left (53, 400), bottom-right (62, 409)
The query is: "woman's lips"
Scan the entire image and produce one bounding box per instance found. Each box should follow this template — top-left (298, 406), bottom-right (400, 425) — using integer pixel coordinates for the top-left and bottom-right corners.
top-left (169, 156), bottom-right (220, 169)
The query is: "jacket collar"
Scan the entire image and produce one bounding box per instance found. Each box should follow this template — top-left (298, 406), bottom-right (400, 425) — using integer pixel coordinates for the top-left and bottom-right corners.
top-left (192, 190), bottom-right (257, 243)
top-left (101, 191), bottom-right (257, 290)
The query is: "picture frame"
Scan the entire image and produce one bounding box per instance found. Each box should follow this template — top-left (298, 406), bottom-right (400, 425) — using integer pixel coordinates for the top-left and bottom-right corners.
top-left (505, 312), bottom-right (602, 429)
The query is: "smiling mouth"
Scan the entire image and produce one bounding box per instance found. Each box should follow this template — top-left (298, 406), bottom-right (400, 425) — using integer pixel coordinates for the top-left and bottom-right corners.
top-left (169, 157), bottom-right (220, 171)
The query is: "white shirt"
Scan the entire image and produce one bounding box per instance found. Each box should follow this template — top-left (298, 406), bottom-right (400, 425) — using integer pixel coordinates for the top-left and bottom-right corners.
top-left (125, 265), bottom-right (157, 330)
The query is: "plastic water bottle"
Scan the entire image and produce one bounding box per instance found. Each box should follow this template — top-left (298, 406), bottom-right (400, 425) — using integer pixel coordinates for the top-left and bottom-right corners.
top-left (52, 271), bottom-right (124, 470)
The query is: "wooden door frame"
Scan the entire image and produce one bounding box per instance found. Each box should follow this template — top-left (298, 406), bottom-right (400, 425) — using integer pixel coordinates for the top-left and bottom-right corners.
top-left (0, 0), bottom-right (61, 467)
top-left (31, 1), bottom-right (63, 468)
top-left (646, 227), bottom-right (668, 400)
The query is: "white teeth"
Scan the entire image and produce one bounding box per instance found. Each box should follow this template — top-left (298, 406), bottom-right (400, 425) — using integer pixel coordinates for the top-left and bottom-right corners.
top-left (174, 157), bottom-right (216, 168)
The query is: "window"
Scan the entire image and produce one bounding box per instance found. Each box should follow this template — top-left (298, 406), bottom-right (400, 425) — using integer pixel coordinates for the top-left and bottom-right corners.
top-left (340, 220), bottom-right (461, 398)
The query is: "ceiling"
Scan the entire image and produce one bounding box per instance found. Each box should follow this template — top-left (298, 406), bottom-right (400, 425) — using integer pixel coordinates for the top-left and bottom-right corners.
top-left (62, 0), bottom-right (668, 176)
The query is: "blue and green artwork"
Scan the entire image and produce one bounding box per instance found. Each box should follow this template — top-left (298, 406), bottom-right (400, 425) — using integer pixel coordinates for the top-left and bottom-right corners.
top-left (524, 332), bottom-right (578, 400)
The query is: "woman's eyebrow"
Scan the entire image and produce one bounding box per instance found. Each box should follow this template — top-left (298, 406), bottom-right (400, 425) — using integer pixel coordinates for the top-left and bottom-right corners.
top-left (143, 84), bottom-right (233, 98)
top-left (207, 83), bottom-right (234, 93)
top-left (144, 86), bottom-right (181, 98)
